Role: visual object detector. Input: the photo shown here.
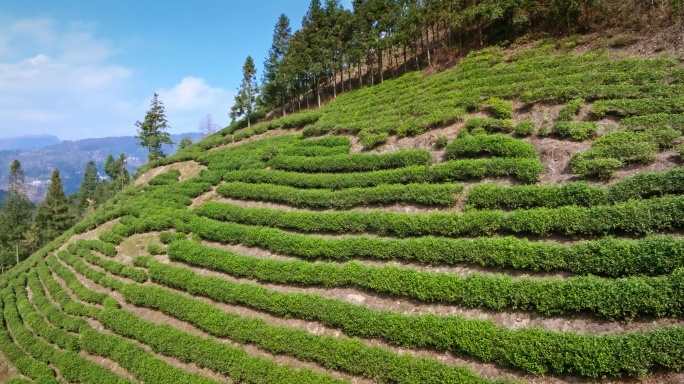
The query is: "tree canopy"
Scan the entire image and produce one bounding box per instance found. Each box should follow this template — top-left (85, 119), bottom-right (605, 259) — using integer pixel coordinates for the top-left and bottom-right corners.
top-left (136, 93), bottom-right (174, 161)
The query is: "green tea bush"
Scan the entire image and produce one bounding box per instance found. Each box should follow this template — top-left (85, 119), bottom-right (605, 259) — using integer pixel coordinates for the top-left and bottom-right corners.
top-left (142, 259), bottom-right (684, 377)
top-left (434, 135), bottom-right (449, 148)
top-left (197, 194), bottom-right (684, 237)
top-left (620, 113), bottom-right (684, 131)
top-left (148, 169), bottom-right (181, 185)
top-left (267, 149), bottom-right (432, 172)
top-left (445, 134), bottom-right (538, 159)
top-left (484, 97), bottom-right (514, 118)
top-left (514, 120), bottom-right (534, 136)
top-left (187, 216), bottom-right (684, 277)
top-left (216, 182), bottom-right (462, 208)
top-left (571, 157), bottom-right (624, 179)
top-left (464, 118), bottom-right (515, 133)
top-left (558, 98), bottom-right (585, 121)
top-left (147, 243), bottom-right (166, 255)
top-left (166, 239), bottom-right (684, 320)
top-left (593, 98), bottom-right (684, 117)
top-left (552, 121), bottom-right (598, 140)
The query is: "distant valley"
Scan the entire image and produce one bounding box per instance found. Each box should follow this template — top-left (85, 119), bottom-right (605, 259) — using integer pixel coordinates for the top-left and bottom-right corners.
top-left (0, 132), bottom-right (203, 201)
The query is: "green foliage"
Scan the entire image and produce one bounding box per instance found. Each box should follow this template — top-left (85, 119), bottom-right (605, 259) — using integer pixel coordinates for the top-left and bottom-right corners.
top-left (268, 149), bottom-right (432, 172)
top-left (147, 243), bottom-right (166, 255)
top-left (621, 113), bottom-right (684, 131)
top-left (216, 182), bottom-right (461, 208)
top-left (445, 134), bottom-right (538, 159)
top-left (230, 56), bottom-right (259, 127)
top-left (198, 194), bottom-right (684, 238)
top-left (148, 169), bottom-right (181, 185)
top-left (593, 98), bottom-right (684, 117)
top-left (514, 120), bottom-right (534, 136)
top-left (464, 118), bottom-right (515, 133)
top-left (570, 128), bottom-right (680, 178)
top-left (187, 216), bottom-right (684, 277)
top-left (135, 93), bottom-right (174, 161)
top-left (484, 98), bottom-right (514, 119)
top-left (552, 121), bottom-right (598, 140)
top-left (558, 98), bottom-right (585, 121)
top-left (33, 170), bottom-right (74, 247)
top-left (434, 135), bottom-right (449, 148)
top-left (142, 258), bottom-right (684, 377)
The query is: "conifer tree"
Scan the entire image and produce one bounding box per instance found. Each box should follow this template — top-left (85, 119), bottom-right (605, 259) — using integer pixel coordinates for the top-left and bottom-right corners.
top-left (77, 161), bottom-right (99, 215)
top-left (33, 169), bottom-right (73, 247)
top-left (262, 14), bottom-right (292, 116)
top-left (179, 137), bottom-right (193, 150)
top-left (0, 160), bottom-right (32, 265)
top-left (136, 93), bottom-right (174, 161)
top-left (230, 56), bottom-right (258, 127)
top-left (104, 154), bottom-right (130, 195)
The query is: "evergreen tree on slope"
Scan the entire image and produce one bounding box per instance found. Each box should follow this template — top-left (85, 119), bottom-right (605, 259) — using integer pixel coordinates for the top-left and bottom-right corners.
top-left (33, 169), bottom-right (74, 246)
top-left (0, 160), bottom-right (32, 266)
top-left (230, 56), bottom-right (258, 128)
top-left (136, 93), bottom-right (174, 162)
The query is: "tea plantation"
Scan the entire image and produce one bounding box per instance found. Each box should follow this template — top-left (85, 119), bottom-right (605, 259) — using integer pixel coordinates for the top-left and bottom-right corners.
top-left (3, 44), bottom-right (684, 383)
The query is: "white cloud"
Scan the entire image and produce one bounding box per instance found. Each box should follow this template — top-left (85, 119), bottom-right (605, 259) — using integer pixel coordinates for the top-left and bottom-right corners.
top-left (0, 16), bottom-right (134, 139)
top-left (154, 77), bottom-right (233, 133)
top-left (158, 77), bottom-right (231, 110)
top-left (0, 16), bottom-right (233, 140)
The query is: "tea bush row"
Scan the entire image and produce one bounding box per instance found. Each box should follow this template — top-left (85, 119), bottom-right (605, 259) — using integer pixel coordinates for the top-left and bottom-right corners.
top-left (445, 134), bottom-right (538, 159)
top-left (215, 182), bottom-right (461, 208)
top-left (187, 216), bottom-right (684, 277)
top-left (196, 195), bottom-right (684, 237)
top-left (143, 259), bottom-right (684, 378)
top-left (465, 168), bottom-right (684, 209)
top-left (267, 149), bottom-right (432, 172)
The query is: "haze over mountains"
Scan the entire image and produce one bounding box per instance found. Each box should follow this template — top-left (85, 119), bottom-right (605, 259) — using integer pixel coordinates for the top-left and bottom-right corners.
top-left (0, 135), bottom-right (61, 151)
top-left (0, 132), bottom-right (203, 201)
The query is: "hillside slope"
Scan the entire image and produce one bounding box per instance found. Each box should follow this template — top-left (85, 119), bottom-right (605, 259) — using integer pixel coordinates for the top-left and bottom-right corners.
top-left (2, 42), bottom-right (684, 384)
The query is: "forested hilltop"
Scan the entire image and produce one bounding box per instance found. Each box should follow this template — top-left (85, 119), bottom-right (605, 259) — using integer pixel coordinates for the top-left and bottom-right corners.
top-left (3, 1), bottom-right (684, 383)
top-left (232, 0), bottom-right (682, 129)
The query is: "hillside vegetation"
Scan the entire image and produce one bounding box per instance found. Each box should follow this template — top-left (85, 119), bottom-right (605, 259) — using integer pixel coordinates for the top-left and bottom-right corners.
top-left (3, 42), bottom-right (684, 384)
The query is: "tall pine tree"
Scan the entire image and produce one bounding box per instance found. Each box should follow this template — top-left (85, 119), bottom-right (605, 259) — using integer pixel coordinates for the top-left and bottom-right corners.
top-left (262, 14), bottom-right (292, 116)
top-left (136, 93), bottom-right (174, 162)
top-left (77, 161), bottom-right (99, 215)
top-left (33, 169), bottom-right (74, 247)
top-left (0, 160), bottom-right (32, 267)
top-left (230, 56), bottom-right (258, 127)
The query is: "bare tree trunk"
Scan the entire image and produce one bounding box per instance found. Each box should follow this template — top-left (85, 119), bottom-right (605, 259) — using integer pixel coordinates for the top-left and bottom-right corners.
top-left (378, 50), bottom-right (384, 83)
top-left (358, 60), bottom-right (363, 87)
top-left (333, 69), bottom-right (337, 98)
top-left (15, 244), bottom-right (19, 265)
top-left (403, 47), bottom-right (408, 72)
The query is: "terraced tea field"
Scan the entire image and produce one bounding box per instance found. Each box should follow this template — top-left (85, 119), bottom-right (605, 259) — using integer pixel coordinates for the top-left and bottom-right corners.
top-left (3, 45), bottom-right (684, 383)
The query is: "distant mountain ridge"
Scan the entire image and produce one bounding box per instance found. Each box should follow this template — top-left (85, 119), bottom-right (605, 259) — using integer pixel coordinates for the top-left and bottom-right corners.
top-left (0, 134), bottom-right (60, 151)
top-left (0, 132), bottom-right (202, 200)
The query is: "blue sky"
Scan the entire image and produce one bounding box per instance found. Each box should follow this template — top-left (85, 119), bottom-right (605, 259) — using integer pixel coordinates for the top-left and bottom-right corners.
top-left (0, 0), bottom-right (352, 140)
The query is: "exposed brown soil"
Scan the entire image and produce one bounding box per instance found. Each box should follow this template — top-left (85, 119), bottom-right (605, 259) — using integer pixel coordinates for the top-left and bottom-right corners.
top-left (77, 350), bottom-right (141, 383)
top-left (202, 240), bottom-right (575, 279)
top-left (115, 232), bottom-right (163, 265)
top-left (610, 149), bottom-right (680, 182)
top-left (60, 219), bottom-right (120, 251)
top-left (530, 137), bottom-right (592, 185)
top-left (134, 161), bottom-right (207, 186)
top-left (0, 353), bottom-right (18, 383)
top-left (212, 194), bottom-right (456, 214)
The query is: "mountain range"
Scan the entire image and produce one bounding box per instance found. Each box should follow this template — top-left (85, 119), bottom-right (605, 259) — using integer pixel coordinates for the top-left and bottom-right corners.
top-left (0, 132), bottom-right (203, 201)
